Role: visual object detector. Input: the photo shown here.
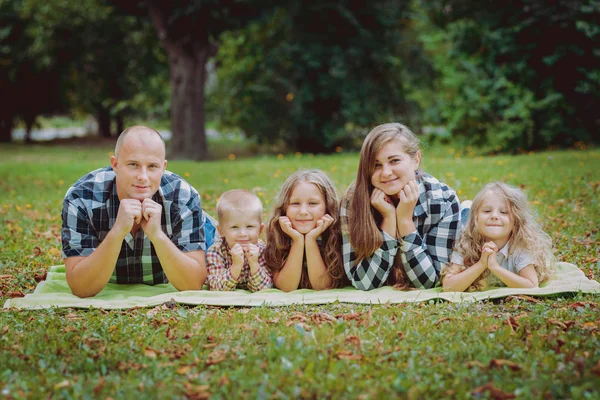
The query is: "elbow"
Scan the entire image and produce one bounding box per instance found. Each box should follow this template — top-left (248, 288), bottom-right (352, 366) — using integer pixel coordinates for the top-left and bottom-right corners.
top-left (69, 285), bottom-right (99, 298)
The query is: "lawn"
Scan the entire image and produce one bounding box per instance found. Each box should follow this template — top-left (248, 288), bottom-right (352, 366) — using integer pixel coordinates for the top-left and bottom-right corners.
top-left (1, 141), bottom-right (599, 399)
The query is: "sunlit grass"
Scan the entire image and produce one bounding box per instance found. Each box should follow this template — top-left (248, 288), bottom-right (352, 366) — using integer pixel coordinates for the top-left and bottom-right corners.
top-left (0, 142), bottom-right (599, 398)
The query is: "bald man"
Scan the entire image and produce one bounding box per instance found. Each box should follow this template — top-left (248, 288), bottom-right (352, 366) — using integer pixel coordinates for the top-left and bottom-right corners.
top-left (61, 126), bottom-right (211, 297)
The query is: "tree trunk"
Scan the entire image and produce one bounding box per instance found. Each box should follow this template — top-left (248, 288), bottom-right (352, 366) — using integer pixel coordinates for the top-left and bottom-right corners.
top-left (0, 116), bottom-right (13, 143)
top-left (97, 107), bottom-right (112, 138)
top-left (116, 112), bottom-right (125, 135)
top-left (148, 4), bottom-right (209, 161)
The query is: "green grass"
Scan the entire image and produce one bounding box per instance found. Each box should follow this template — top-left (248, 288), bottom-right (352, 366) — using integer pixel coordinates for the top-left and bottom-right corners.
top-left (1, 142), bottom-right (599, 399)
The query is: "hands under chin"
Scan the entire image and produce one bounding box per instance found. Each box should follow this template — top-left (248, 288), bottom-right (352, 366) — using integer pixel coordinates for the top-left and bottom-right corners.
top-left (114, 198), bottom-right (163, 241)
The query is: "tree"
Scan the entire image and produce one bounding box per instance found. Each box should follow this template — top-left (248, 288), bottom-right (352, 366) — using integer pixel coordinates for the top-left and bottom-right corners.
top-left (417, 0), bottom-right (600, 150)
top-left (22, 0), bottom-right (167, 138)
top-left (113, 0), bottom-right (276, 160)
top-left (209, 1), bottom-right (428, 153)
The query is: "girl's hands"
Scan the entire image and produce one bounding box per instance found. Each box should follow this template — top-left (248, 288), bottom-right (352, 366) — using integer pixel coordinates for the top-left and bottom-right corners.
top-left (370, 188), bottom-right (396, 218)
top-left (278, 216), bottom-right (304, 242)
top-left (305, 214), bottom-right (334, 240)
top-left (480, 241), bottom-right (498, 268)
top-left (395, 180), bottom-right (419, 221)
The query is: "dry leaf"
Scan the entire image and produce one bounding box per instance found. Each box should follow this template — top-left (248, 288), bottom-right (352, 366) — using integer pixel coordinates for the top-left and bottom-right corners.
top-left (93, 377), bottom-right (106, 394)
top-left (471, 383), bottom-right (516, 399)
top-left (177, 365), bottom-right (193, 375)
top-left (336, 350), bottom-right (362, 360)
top-left (54, 380), bottom-right (70, 390)
top-left (144, 347), bottom-right (158, 359)
top-left (345, 335), bottom-right (361, 348)
top-left (489, 359), bottom-right (522, 371)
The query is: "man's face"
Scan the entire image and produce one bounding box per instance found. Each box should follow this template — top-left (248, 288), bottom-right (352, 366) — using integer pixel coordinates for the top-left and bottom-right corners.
top-left (110, 132), bottom-right (166, 201)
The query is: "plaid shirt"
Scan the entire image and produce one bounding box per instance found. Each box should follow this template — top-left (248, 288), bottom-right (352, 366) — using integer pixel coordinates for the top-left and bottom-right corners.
top-left (341, 173), bottom-right (460, 290)
top-left (61, 166), bottom-right (205, 285)
top-left (206, 238), bottom-right (272, 292)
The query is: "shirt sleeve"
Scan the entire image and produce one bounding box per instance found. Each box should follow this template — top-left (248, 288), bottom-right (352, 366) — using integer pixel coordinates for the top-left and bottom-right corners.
top-left (61, 199), bottom-right (98, 258)
top-left (399, 194), bottom-right (460, 289)
top-left (206, 244), bottom-right (238, 291)
top-left (170, 188), bottom-right (206, 252)
top-left (340, 196), bottom-right (399, 291)
top-left (513, 249), bottom-right (535, 273)
top-left (247, 248), bottom-right (273, 292)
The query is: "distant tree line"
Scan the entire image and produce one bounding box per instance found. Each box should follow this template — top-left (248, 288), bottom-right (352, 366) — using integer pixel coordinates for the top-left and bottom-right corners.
top-left (1, 0), bottom-right (598, 158)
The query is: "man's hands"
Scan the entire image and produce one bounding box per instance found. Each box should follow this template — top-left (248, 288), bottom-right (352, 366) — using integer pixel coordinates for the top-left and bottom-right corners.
top-left (113, 198), bottom-right (163, 240)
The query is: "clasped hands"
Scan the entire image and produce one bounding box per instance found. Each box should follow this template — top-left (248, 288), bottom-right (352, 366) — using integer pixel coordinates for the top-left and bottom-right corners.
top-left (114, 198), bottom-right (163, 240)
top-left (480, 241), bottom-right (500, 270)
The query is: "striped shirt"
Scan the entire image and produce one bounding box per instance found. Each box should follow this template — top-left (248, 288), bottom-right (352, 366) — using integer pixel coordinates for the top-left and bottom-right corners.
top-left (341, 173), bottom-right (460, 290)
top-left (61, 166), bottom-right (205, 285)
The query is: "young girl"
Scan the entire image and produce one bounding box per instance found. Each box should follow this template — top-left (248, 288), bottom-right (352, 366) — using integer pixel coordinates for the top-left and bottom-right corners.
top-left (264, 169), bottom-right (347, 291)
top-left (341, 122), bottom-right (461, 291)
top-left (441, 182), bottom-right (554, 292)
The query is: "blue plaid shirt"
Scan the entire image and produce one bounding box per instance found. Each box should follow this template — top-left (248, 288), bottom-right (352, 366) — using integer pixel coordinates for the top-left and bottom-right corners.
top-left (341, 173), bottom-right (460, 290)
top-left (61, 166), bottom-right (206, 285)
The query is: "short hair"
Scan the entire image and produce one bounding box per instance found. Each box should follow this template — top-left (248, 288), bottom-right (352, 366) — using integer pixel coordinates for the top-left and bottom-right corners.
top-left (216, 189), bottom-right (263, 223)
top-left (115, 126), bottom-right (165, 157)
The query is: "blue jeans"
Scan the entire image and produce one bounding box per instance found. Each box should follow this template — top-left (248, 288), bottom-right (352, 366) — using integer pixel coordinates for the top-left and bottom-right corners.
top-left (460, 200), bottom-right (471, 229)
top-left (204, 213), bottom-right (219, 249)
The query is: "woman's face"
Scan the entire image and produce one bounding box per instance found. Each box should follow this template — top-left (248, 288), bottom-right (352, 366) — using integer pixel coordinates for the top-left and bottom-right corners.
top-left (370, 140), bottom-right (420, 197)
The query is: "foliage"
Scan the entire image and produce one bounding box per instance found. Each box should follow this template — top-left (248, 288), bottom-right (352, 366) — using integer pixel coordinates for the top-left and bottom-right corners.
top-left (1, 144), bottom-right (600, 397)
top-left (209, 1), bottom-right (430, 153)
top-left (415, 0), bottom-right (600, 152)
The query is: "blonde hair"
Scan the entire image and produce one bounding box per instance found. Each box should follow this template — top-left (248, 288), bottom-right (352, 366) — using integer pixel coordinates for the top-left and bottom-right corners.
top-left (344, 122), bottom-right (421, 289)
top-left (264, 170), bottom-right (347, 289)
top-left (441, 181), bottom-right (555, 291)
top-left (217, 189), bottom-right (263, 223)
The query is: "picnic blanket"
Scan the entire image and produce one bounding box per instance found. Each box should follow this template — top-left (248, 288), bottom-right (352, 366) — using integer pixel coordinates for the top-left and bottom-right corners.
top-left (3, 262), bottom-right (598, 310)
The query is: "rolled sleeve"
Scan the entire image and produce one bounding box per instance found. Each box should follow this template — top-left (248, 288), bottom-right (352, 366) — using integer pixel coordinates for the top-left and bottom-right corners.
top-left (61, 199), bottom-right (98, 258)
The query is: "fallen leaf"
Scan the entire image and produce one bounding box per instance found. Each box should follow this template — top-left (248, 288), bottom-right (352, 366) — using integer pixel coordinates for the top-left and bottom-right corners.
top-left (547, 319), bottom-right (568, 330)
top-left (93, 377), bottom-right (105, 394)
top-left (465, 360), bottom-right (486, 369)
top-left (434, 317), bottom-right (453, 325)
top-left (345, 335), bottom-right (361, 347)
top-left (592, 360), bottom-right (600, 376)
top-left (177, 365), bottom-right (193, 375)
top-left (144, 347), bottom-right (158, 359)
top-left (32, 246), bottom-right (42, 257)
top-left (489, 359), bottom-right (522, 371)
top-left (54, 380), bottom-right (70, 390)
top-left (336, 350), bottom-right (362, 360)
top-left (471, 383), bottom-right (516, 399)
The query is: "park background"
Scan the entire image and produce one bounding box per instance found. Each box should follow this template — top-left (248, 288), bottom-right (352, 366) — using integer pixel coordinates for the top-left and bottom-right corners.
top-left (1, 0), bottom-right (599, 398)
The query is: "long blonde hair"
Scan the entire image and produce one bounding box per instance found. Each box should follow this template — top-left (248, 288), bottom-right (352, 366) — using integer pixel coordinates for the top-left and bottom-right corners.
top-left (344, 123), bottom-right (421, 289)
top-left (264, 169), bottom-right (347, 289)
top-left (442, 181), bottom-right (555, 291)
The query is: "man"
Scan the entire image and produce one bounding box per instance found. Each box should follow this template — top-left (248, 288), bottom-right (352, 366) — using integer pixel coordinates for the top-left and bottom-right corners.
top-left (61, 126), bottom-right (208, 297)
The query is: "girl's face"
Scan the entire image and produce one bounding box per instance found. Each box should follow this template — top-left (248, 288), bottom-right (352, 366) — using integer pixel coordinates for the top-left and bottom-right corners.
top-left (476, 192), bottom-right (514, 244)
top-left (285, 182), bottom-right (327, 234)
top-left (370, 140), bottom-right (420, 197)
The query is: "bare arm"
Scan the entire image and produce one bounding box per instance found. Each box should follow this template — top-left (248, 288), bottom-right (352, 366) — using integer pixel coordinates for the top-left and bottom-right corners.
top-left (273, 237), bottom-right (304, 292)
top-left (304, 214), bottom-right (334, 290)
top-left (488, 263), bottom-right (539, 288)
top-left (442, 260), bottom-right (487, 292)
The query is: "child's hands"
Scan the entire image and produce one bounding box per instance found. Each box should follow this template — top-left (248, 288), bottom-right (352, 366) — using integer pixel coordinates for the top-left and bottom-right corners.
top-left (305, 214), bottom-right (334, 240)
top-left (370, 188), bottom-right (396, 218)
top-left (481, 241), bottom-right (498, 268)
top-left (278, 216), bottom-right (303, 242)
top-left (245, 243), bottom-right (260, 265)
top-left (229, 243), bottom-right (245, 265)
top-left (395, 180), bottom-right (419, 221)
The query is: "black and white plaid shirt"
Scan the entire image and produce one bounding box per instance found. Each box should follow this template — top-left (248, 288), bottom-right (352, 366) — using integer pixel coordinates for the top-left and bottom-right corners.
top-left (61, 166), bottom-right (205, 285)
top-left (341, 173), bottom-right (460, 290)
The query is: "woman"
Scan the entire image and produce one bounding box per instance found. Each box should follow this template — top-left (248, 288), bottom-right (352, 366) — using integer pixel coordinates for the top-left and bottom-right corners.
top-left (341, 122), bottom-right (461, 290)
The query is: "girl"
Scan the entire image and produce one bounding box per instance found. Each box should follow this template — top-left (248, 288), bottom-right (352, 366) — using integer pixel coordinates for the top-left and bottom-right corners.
top-left (341, 122), bottom-right (461, 291)
top-left (441, 182), bottom-right (554, 291)
top-left (264, 169), bottom-right (347, 291)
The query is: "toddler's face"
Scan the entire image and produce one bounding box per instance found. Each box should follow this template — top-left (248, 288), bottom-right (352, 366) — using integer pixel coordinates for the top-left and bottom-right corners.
top-left (285, 182), bottom-right (327, 234)
top-left (218, 209), bottom-right (263, 249)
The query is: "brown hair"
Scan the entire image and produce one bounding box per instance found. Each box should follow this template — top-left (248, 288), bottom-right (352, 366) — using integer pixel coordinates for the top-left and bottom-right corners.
top-left (344, 123), bottom-right (420, 289)
top-left (264, 170), bottom-right (347, 289)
